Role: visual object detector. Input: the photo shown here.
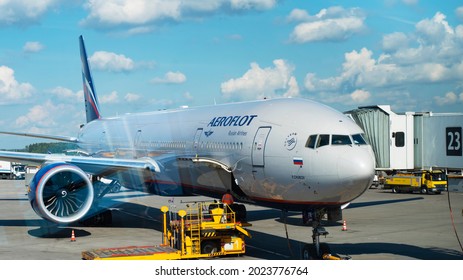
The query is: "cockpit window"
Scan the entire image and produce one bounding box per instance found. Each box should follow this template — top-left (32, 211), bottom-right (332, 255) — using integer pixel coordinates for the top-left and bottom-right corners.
top-left (352, 134), bottom-right (367, 145)
top-left (307, 134), bottom-right (365, 149)
top-left (317, 134), bottom-right (330, 148)
top-left (306, 135), bottom-right (317, 149)
top-left (332, 135), bottom-right (352, 145)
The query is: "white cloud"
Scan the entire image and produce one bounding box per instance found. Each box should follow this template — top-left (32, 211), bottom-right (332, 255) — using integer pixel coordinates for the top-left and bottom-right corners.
top-left (82, 0), bottom-right (181, 26)
top-left (287, 9), bottom-right (310, 22)
top-left (183, 91), bottom-right (193, 101)
top-left (382, 32), bottom-right (408, 52)
top-left (100, 91), bottom-right (119, 104)
top-left (313, 89), bottom-right (371, 106)
top-left (23, 41), bottom-right (44, 53)
top-left (221, 59), bottom-right (299, 101)
top-left (230, 0), bottom-right (276, 10)
top-left (15, 100), bottom-right (82, 135)
top-left (16, 100), bottom-right (58, 128)
top-left (416, 12), bottom-right (454, 45)
top-left (124, 92), bottom-right (141, 102)
top-left (381, 12), bottom-right (463, 65)
top-left (81, 0), bottom-right (276, 29)
top-left (151, 71), bottom-right (187, 84)
top-left (305, 47), bottom-right (459, 94)
top-left (0, 66), bottom-right (34, 104)
top-left (303, 11), bottom-right (463, 107)
top-left (350, 89), bottom-right (371, 103)
top-left (457, 7), bottom-right (463, 21)
top-left (434, 91), bottom-right (463, 106)
top-left (89, 51), bottom-right (135, 72)
top-left (288, 6), bottom-right (366, 43)
top-left (0, 0), bottom-right (58, 26)
top-left (49, 87), bottom-right (83, 103)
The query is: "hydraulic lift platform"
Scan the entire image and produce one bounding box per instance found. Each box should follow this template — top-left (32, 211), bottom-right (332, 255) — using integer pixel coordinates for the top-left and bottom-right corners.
top-left (82, 201), bottom-right (251, 260)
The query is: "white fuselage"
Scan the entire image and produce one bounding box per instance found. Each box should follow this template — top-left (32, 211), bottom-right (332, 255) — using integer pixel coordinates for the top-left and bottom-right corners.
top-left (78, 98), bottom-right (375, 210)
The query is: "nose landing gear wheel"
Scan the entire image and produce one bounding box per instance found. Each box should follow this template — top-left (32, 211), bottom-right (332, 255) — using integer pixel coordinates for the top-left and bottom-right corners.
top-left (302, 243), bottom-right (331, 260)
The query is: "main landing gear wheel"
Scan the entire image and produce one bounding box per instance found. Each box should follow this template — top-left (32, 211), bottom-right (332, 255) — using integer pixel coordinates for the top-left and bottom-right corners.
top-left (81, 210), bottom-right (113, 226)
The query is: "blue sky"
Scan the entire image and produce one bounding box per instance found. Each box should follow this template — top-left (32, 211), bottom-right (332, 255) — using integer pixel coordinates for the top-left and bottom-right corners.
top-left (0, 0), bottom-right (462, 149)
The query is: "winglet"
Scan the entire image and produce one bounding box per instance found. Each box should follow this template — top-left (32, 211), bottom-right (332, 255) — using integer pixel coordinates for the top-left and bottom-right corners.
top-left (79, 35), bottom-right (102, 123)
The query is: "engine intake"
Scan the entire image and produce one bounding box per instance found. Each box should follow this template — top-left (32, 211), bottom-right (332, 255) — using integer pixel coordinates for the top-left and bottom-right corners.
top-left (28, 162), bottom-right (94, 224)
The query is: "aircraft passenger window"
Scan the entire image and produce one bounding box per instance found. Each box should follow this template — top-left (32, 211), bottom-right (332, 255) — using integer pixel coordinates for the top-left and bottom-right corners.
top-left (316, 134), bottom-right (330, 148)
top-left (332, 135), bottom-right (352, 145)
top-left (306, 135), bottom-right (317, 149)
top-left (352, 134), bottom-right (367, 145)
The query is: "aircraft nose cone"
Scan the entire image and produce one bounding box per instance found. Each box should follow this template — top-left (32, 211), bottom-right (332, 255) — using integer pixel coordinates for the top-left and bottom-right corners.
top-left (337, 148), bottom-right (375, 197)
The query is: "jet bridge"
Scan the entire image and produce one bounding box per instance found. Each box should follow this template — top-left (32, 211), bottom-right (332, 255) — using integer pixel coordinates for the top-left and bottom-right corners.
top-left (346, 106), bottom-right (463, 171)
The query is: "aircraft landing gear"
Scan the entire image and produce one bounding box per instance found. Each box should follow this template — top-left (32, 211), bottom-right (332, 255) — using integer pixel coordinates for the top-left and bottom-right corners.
top-left (80, 210), bottom-right (113, 226)
top-left (301, 209), bottom-right (330, 260)
top-left (301, 209), bottom-right (349, 260)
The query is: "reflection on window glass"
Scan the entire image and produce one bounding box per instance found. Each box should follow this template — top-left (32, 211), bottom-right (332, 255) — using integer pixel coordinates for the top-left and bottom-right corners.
top-left (332, 135), bottom-right (352, 145)
top-left (352, 134), bottom-right (367, 145)
top-left (317, 134), bottom-right (330, 148)
top-left (395, 131), bottom-right (405, 147)
top-left (306, 135), bottom-right (317, 149)
top-left (431, 172), bottom-right (446, 181)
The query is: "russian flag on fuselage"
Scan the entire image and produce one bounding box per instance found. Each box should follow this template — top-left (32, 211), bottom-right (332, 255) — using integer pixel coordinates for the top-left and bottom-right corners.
top-left (293, 157), bottom-right (303, 165)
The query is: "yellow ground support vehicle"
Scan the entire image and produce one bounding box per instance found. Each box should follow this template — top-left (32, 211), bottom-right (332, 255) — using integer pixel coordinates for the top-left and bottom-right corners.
top-left (82, 201), bottom-right (251, 260)
top-left (384, 170), bottom-right (447, 194)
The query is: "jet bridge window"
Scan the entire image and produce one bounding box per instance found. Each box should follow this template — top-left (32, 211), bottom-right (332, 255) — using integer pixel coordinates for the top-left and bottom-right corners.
top-left (331, 135), bottom-right (352, 145)
top-left (393, 131), bottom-right (405, 147)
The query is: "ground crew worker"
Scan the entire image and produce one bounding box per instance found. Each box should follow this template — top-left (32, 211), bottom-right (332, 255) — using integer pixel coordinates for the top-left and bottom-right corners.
top-left (221, 189), bottom-right (234, 205)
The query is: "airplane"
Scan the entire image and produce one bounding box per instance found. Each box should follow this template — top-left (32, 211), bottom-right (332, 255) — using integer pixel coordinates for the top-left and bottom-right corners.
top-left (0, 35), bottom-right (375, 259)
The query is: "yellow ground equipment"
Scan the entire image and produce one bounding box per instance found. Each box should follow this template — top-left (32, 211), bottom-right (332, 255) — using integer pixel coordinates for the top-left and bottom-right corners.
top-left (383, 170), bottom-right (447, 194)
top-left (82, 201), bottom-right (251, 260)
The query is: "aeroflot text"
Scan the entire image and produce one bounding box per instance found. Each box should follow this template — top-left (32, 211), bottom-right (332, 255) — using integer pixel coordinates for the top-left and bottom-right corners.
top-left (207, 115), bottom-right (258, 127)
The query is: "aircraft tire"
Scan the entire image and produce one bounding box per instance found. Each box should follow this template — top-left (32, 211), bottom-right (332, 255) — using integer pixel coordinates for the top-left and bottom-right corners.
top-left (230, 203), bottom-right (247, 222)
top-left (81, 210), bottom-right (112, 226)
top-left (301, 243), bottom-right (331, 260)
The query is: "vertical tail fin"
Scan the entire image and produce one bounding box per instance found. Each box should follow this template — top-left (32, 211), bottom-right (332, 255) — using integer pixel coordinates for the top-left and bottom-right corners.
top-left (79, 35), bottom-right (102, 123)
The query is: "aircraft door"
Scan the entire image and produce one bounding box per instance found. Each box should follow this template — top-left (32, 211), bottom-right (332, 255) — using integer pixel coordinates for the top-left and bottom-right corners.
top-left (252, 126), bottom-right (271, 167)
top-left (193, 128), bottom-right (203, 150)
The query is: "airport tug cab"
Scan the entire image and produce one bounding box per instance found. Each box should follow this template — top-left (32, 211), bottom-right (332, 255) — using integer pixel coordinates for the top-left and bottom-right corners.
top-left (82, 201), bottom-right (251, 260)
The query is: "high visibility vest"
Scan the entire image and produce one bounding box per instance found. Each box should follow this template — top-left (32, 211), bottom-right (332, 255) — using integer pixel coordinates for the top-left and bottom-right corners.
top-left (222, 193), bottom-right (234, 204)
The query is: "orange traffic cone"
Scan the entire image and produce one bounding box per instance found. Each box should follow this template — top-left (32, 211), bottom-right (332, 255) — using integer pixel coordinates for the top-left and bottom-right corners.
top-left (70, 230), bottom-right (76, 242)
top-left (342, 220), bottom-right (347, 231)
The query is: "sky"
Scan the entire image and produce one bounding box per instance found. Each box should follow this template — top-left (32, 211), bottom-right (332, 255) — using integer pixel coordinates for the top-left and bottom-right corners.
top-left (0, 0), bottom-right (463, 149)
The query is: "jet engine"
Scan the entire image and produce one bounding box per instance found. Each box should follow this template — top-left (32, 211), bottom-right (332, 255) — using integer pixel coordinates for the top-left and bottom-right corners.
top-left (28, 162), bottom-right (94, 224)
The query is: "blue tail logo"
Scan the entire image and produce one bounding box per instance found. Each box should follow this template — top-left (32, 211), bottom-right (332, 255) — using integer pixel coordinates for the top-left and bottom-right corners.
top-left (79, 35), bottom-right (101, 123)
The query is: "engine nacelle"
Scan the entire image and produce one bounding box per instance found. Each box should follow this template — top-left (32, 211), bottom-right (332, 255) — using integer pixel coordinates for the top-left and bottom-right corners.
top-left (28, 162), bottom-right (94, 224)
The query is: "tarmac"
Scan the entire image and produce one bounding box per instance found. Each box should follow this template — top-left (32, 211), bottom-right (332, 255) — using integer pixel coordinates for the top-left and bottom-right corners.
top-left (0, 179), bottom-right (462, 260)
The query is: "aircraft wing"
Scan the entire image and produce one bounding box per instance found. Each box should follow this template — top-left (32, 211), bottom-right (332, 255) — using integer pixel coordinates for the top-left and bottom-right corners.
top-left (0, 131), bottom-right (78, 143)
top-left (0, 150), bottom-right (160, 175)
